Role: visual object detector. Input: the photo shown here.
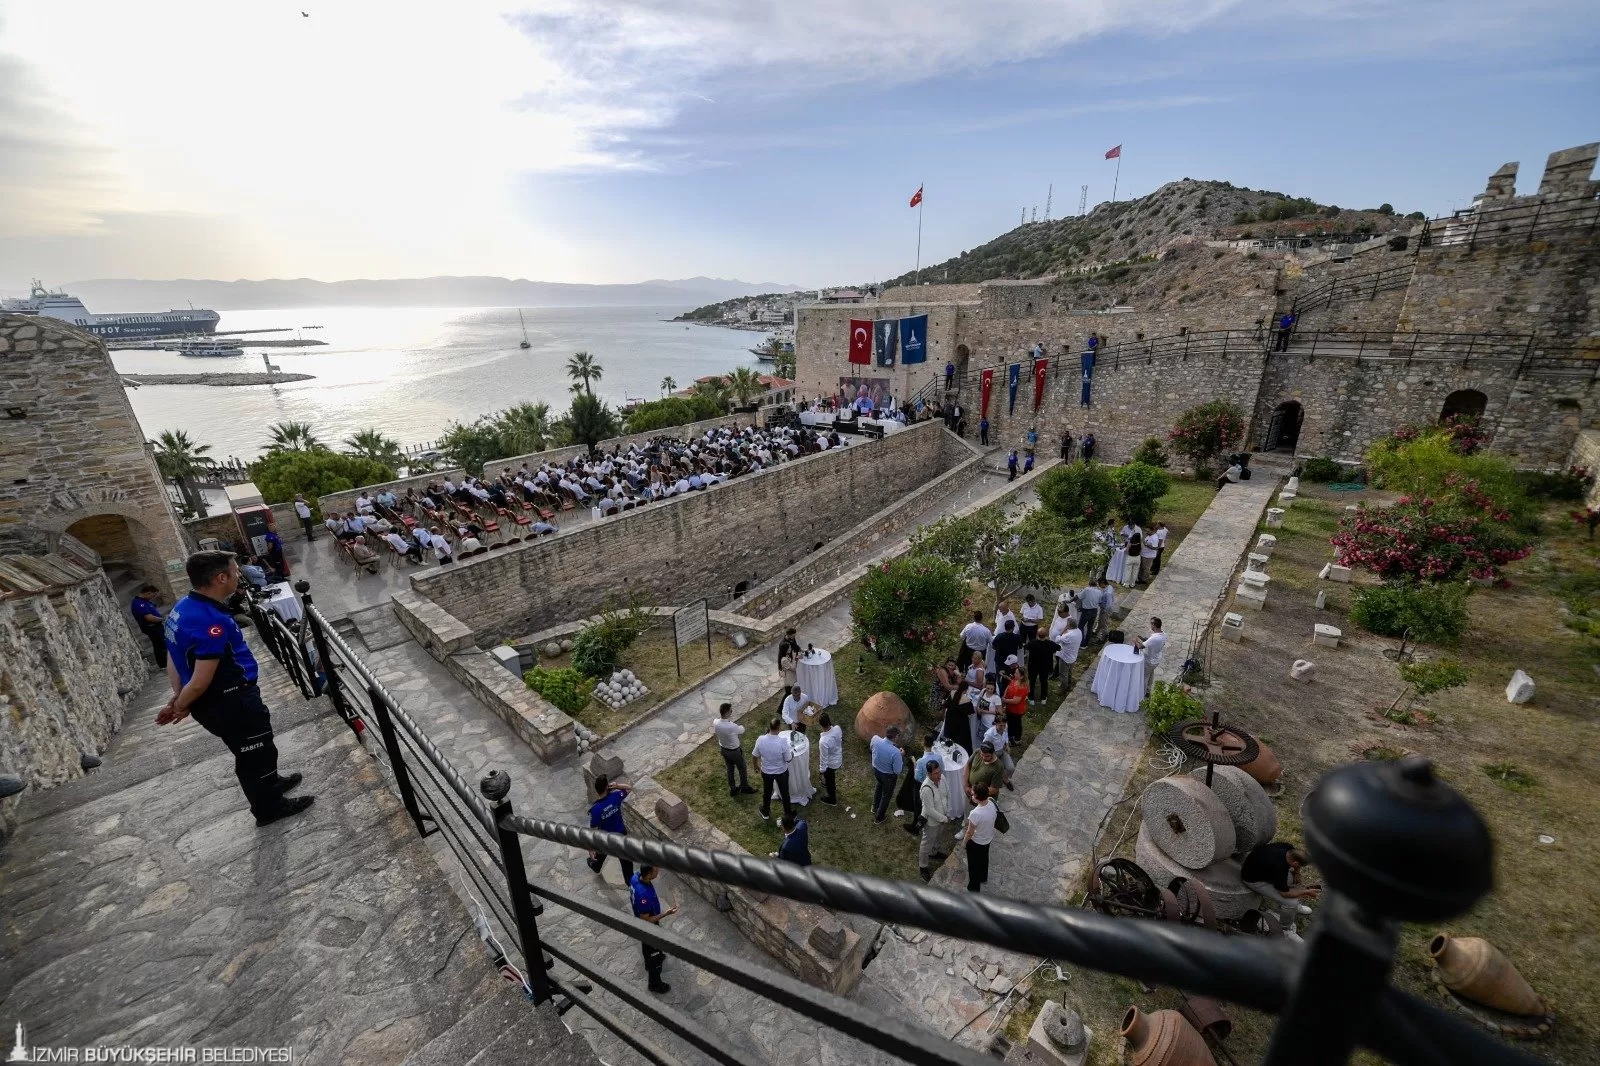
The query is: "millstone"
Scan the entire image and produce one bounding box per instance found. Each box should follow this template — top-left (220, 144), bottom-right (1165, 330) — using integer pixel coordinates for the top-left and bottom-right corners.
top-left (1191, 765), bottom-right (1277, 857)
top-left (1141, 775), bottom-right (1237, 870)
top-left (1135, 826), bottom-right (1257, 919)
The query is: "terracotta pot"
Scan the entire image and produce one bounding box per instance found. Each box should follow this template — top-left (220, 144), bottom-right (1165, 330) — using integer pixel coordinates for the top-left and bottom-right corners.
top-left (1240, 741), bottom-right (1282, 786)
top-left (854, 691), bottom-right (912, 741)
top-left (1429, 934), bottom-right (1545, 1016)
top-left (1122, 1006), bottom-right (1216, 1066)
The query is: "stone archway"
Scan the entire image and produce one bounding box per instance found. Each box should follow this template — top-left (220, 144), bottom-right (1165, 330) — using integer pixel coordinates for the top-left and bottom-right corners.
top-left (1440, 389), bottom-right (1488, 423)
top-left (1264, 401), bottom-right (1304, 453)
top-left (955, 344), bottom-right (971, 377)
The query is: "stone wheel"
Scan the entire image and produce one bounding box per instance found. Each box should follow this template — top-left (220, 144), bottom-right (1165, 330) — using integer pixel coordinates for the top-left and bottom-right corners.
top-left (1167, 876), bottom-right (1222, 930)
top-left (1169, 719), bottom-right (1261, 767)
top-left (1088, 858), bottom-right (1160, 918)
top-left (1236, 908), bottom-right (1284, 938)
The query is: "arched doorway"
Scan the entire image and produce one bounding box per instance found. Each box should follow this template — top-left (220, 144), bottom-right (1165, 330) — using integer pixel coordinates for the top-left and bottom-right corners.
top-left (1263, 401), bottom-right (1303, 452)
top-left (955, 344), bottom-right (971, 377)
top-left (1440, 389), bottom-right (1487, 423)
top-left (64, 513), bottom-right (156, 587)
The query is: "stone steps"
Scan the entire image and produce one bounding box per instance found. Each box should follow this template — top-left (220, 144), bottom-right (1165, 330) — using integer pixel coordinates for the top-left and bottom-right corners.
top-left (399, 981), bottom-right (599, 1066)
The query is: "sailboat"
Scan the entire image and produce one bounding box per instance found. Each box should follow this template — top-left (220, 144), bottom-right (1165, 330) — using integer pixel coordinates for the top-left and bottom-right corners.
top-left (518, 309), bottom-right (532, 349)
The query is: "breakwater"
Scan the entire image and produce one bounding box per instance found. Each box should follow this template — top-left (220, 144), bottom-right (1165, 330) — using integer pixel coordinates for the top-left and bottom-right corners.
top-left (122, 372), bottom-right (315, 387)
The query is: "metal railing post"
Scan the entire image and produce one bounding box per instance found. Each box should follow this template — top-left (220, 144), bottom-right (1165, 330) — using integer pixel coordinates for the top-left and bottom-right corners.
top-left (1262, 893), bottom-right (1398, 1066)
top-left (482, 769), bottom-right (555, 1005)
top-left (370, 677), bottom-right (436, 837)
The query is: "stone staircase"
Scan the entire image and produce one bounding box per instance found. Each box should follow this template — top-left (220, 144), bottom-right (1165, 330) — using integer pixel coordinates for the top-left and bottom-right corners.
top-left (400, 982), bottom-right (598, 1066)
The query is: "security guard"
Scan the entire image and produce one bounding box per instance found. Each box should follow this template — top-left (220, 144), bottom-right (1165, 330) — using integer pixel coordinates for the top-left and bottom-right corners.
top-left (157, 550), bottom-right (314, 827)
top-left (628, 865), bottom-right (677, 995)
top-left (129, 584), bottom-right (166, 668)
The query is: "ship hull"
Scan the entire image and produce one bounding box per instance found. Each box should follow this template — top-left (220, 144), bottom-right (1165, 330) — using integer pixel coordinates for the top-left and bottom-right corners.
top-left (84, 314), bottom-right (220, 339)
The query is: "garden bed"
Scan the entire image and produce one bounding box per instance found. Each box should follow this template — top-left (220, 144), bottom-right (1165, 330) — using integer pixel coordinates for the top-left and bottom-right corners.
top-left (538, 625), bottom-right (742, 737)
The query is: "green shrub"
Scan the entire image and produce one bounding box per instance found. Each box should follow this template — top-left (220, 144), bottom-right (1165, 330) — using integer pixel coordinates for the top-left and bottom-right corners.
top-left (1036, 461), bottom-right (1119, 526)
top-left (1142, 681), bottom-right (1204, 736)
top-left (1525, 466), bottom-right (1595, 501)
top-left (1130, 437), bottom-right (1170, 469)
top-left (1350, 582), bottom-right (1470, 645)
top-left (886, 663), bottom-right (930, 717)
top-left (571, 603), bottom-right (652, 678)
top-left (1168, 401), bottom-right (1246, 473)
top-left (1398, 657), bottom-right (1469, 696)
top-left (1300, 457), bottom-right (1342, 483)
top-left (1113, 462), bottom-right (1171, 526)
top-left (851, 556), bottom-right (967, 664)
top-left (247, 450), bottom-right (395, 517)
top-left (524, 667), bottom-right (594, 714)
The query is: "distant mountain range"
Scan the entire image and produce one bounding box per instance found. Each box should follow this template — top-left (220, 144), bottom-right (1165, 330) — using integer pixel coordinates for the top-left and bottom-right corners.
top-left (62, 275), bottom-right (799, 312)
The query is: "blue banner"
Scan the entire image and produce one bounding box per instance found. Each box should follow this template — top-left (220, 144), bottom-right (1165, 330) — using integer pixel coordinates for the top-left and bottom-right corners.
top-left (874, 320), bottom-right (898, 367)
top-left (1007, 362), bottom-right (1020, 415)
top-left (898, 315), bottom-right (928, 364)
top-left (1080, 351), bottom-right (1096, 407)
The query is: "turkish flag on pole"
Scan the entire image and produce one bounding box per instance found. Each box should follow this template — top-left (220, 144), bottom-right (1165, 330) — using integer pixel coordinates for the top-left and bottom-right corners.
top-left (980, 368), bottom-right (994, 419)
top-left (1105, 144), bottom-right (1122, 159)
top-left (1033, 358), bottom-right (1049, 411)
top-left (909, 185), bottom-right (923, 208)
top-left (848, 320), bottom-right (872, 365)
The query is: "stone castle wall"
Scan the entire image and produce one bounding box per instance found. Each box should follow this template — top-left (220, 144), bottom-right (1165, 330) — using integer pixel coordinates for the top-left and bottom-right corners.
top-left (0, 315), bottom-right (191, 596)
top-left (0, 564), bottom-right (147, 842)
top-left (1396, 234), bottom-right (1600, 341)
top-left (407, 420), bottom-right (964, 641)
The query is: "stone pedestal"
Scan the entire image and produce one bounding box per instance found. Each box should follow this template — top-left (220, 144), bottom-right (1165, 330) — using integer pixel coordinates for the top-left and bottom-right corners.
top-left (1285, 476), bottom-right (1300, 493)
top-left (1327, 565), bottom-right (1351, 583)
top-left (1290, 659), bottom-right (1316, 683)
top-left (1265, 508), bottom-right (1284, 528)
top-left (1246, 553), bottom-right (1270, 572)
top-left (1220, 613), bottom-right (1244, 641)
top-left (1312, 624), bottom-right (1342, 648)
top-left (1315, 590), bottom-right (1327, 610)
top-left (1278, 492), bottom-right (1296, 505)
top-left (1026, 1001), bottom-right (1091, 1066)
top-left (1256, 533), bottom-right (1276, 556)
top-left (1234, 583), bottom-right (1266, 610)
top-left (1240, 570), bottom-right (1270, 590)
top-left (1505, 670), bottom-right (1536, 704)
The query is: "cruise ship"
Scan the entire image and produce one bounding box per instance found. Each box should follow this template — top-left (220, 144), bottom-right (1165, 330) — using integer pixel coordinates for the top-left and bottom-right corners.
top-left (0, 280), bottom-right (220, 339)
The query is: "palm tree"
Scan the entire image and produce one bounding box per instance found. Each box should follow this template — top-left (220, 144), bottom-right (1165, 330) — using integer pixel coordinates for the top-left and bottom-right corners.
top-left (266, 420), bottom-right (323, 452)
top-left (726, 366), bottom-right (765, 408)
top-left (343, 427), bottom-right (403, 467)
top-left (691, 377), bottom-right (731, 409)
top-left (150, 429), bottom-right (215, 519)
top-left (562, 392), bottom-right (621, 454)
top-left (496, 402), bottom-right (551, 455)
top-left (566, 351), bottom-right (602, 396)
top-left (660, 376), bottom-right (676, 396)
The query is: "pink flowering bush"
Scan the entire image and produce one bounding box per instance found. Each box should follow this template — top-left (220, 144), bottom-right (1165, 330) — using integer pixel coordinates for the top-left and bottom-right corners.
top-left (851, 556), bottom-right (965, 664)
top-left (1168, 401), bottom-right (1245, 473)
top-left (1332, 481), bottom-right (1532, 584)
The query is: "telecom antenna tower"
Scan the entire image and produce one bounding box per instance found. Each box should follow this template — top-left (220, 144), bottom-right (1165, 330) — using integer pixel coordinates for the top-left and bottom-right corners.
top-left (1078, 184), bottom-right (1089, 217)
top-left (1045, 184), bottom-right (1053, 221)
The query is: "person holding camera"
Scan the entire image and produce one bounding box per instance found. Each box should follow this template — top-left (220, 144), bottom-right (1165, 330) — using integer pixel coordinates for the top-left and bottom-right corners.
top-left (157, 550), bottom-right (314, 827)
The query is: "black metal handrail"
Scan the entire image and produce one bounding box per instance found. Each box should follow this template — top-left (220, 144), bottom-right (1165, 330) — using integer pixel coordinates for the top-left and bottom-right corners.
top-left (278, 583), bottom-right (1546, 1066)
top-left (1290, 264), bottom-right (1414, 320)
top-left (1417, 191), bottom-right (1600, 250)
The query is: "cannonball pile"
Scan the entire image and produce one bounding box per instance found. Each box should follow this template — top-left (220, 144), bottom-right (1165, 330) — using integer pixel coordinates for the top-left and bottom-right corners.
top-left (594, 669), bottom-right (648, 710)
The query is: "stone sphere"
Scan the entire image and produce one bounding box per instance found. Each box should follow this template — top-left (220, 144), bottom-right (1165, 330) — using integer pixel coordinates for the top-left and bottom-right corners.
top-left (543, 642), bottom-right (562, 658)
top-left (560, 638), bottom-right (574, 653)
top-left (854, 691), bottom-right (912, 741)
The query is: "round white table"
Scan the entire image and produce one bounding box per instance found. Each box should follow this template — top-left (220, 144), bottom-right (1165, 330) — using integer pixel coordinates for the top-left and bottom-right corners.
top-left (1090, 643), bottom-right (1146, 714)
top-left (261, 583), bottom-right (303, 624)
top-left (934, 739), bottom-right (970, 822)
top-left (796, 649), bottom-right (838, 709)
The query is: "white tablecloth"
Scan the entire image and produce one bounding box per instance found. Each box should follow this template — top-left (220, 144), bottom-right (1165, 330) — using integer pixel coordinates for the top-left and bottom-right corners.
top-left (796, 650), bottom-right (838, 708)
top-left (783, 731), bottom-right (817, 806)
top-left (1090, 643), bottom-right (1146, 714)
top-left (1107, 547), bottom-right (1128, 584)
top-left (934, 740), bottom-right (970, 822)
top-left (261, 583), bottom-right (302, 624)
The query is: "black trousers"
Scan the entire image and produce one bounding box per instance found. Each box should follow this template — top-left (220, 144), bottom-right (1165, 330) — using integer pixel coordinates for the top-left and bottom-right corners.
top-left (872, 769), bottom-right (898, 820)
top-left (642, 942), bottom-right (666, 985)
top-left (590, 846), bottom-right (635, 885)
top-left (140, 624), bottom-right (167, 668)
top-left (301, 517), bottom-right (316, 540)
top-left (967, 839), bottom-right (990, 892)
top-left (1079, 609), bottom-right (1098, 643)
top-left (189, 683), bottom-right (282, 818)
top-left (1152, 547), bottom-right (1164, 576)
top-left (1007, 712), bottom-right (1024, 747)
top-left (1027, 660), bottom-right (1051, 704)
top-left (760, 772), bottom-right (792, 818)
top-left (822, 767), bottom-right (837, 803)
top-left (720, 746), bottom-right (750, 792)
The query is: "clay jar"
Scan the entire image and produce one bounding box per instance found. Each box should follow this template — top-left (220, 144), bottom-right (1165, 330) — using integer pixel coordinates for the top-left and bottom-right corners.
top-left (854, 691), bottom-right (912, 741)
top-left (1239, 740), bottom-right (1282, 786)
top-left (1429, 934), bottom-right (1545, 1016)
top-left (1121, 1006), bottom-right (1215, 1066)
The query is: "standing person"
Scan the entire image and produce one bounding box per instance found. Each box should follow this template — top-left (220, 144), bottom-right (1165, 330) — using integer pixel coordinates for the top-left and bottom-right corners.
top-left (1007, 450), bottom-right (1018, 481)
top-left (1098, 578), bottom-right (1116, 641)
top-left (1081, 433), bottom-right (1096, 463)
top-left (780, 684), bottom-right (816, 727)
top-left (294, 494), bottom-right (316, 540)
top-left (1151, 522), bottom-right (1169, 576)
top-left (1026, 425), bottom-right (1038, 454)
top-left (816, 712), bottom-right (842, 805)
top-left (991, 620), bottom-right (1022, 674)
top-left (715, 703), bottom-right (755, 797)
top-left (1002, 666), bottom-right (1030, 747)
top-left (1025, 628), bottom-right (1058, 706)
top-left (1054, 618), bottom-right (1084, 691)
top-left (945, 360), bottom-right (956, 390)
top-left (777, 628), bottom-right (802, 689)
top-left (1019, 594), bottom-right (1044, 644)
top-left (1135, 617), bottom-right (1168, 694)
top-left (917, 761), bottom-right (954, 882)
top-left (965, 739), bottom-right (1008, 803)
top-left (963, 784), bottom-right (999, 893)
top-left (1274, 311), bottom-right (1296, 351)
top-left (130, 584), bottom-right (167, 668)
top-left (979, 416), bottom-right (990, 446)
top-left (1077, 581), bottom-right (1101, 646)
top-left (156, 551), bottom-right (312, 827)
top-left (908, 732), bottom-right (942, 834)
top-left (1060, 430), bottom-right (1074, 463)
top-left (958, 611), bottom-right (993, 675)
top-left (753, 718), bottom-right (794, 821)
top-left (429, 527), bottom-right (454, 565)
top-left (981, 718), bottom-right (1014, 786)
top-left (869, 726), bottom-right (904, 824)
top-left (586, 776), bottom-right (635, 884)
top-left (774, 814), bottom-right (812, 866)
top-left (1139, 527), bottom-right (1160, 584)
top-left (629, 865), bottom-right (678, 993)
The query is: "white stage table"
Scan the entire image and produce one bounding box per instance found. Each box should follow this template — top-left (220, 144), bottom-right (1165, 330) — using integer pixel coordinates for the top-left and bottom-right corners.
top-left (261, 583), bottom-right (303, 624)
top-left (933, 739), bottom-right (971, 822)
top-left (1090, 642), bottom-right (1146, 714)
top-left (796, 649), bottom-right (838, 709)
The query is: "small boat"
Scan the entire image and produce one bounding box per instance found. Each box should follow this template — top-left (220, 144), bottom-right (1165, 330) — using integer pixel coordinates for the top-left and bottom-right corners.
top-left (519, 309), bottom-right (532, 349)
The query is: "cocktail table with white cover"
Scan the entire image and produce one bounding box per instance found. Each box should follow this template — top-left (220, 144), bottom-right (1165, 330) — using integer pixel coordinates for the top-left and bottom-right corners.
top-left (1090, 642), bottom-right (1146, 714)
top-left (796, 649), bottom-right (838, 709)
top-left (933, 739), bottom-right (970, 823)
top-left (261, 583), bottom-right (303, 624)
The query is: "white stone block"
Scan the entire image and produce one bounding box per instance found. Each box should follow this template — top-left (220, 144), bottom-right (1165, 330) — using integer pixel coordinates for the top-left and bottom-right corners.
top-left (1505, 670), bottom-right (1535, 705)
top-left (1240, 570), bottom-right (1271, 589)
top-left (1290, 659), bottom-right (1316, 683)
top-left (1234, 583), bottom-right (1267, 610)
top-left (1312, 624), bottom-right (1342, 648)
top-left (1220, 613), bottom-right (1244, 642)
top-left (1285, 476), bottom-right (1300, 493)
top-left (1315, 590), bottom-right (1327, 610)
top-left (1256, 533), bottom-right (1277, 556)
top-left (1265, 508), bottom-right (1285, 528)
top-left (1345, 504), bottom-right (1359, 512)
top-left (1278, 492), bottom-right (1296, 505)
top-left (1328, 565), bottom-right (1351, 583)
top-left (1318, 563), bottom-right (1331, 580)
top-left (1247, 553), bottom-right (1270, 572)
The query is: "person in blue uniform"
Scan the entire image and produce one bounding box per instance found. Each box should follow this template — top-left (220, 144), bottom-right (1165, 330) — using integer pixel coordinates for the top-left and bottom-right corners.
top-left (586, 776), bottom-right (634, 884)
top-left (628, 865), bottom-right (677, 994)
top-left (130, 584), bottom-right (166, 668)
top-left (156, 550), bottom-right (313, 827)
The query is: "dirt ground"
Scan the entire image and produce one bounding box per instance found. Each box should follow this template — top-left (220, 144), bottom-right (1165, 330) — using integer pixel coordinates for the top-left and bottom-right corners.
top-left (1011, 484), bottom-right (1600, 1065)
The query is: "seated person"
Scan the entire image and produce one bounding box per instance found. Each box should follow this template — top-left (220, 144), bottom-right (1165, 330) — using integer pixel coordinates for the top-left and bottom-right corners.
top-left (238, 556), bottom-right (269, 588)
top-left (383, 530), bottom-right (424, 563)
top-left (376, 489), bottom-right (398, 510)
top-left (344, 512), bottom-right (369, 539)
top-left (348, 538), bottom-right (382, 574)
top-left (323, 514), bottom-right (345, 537)
top-left (530, 519), bottom-right (557, 535)
top-left (457, 527), bottom-right (484, 552)
top-left (1216, 461), bottom-right (1243, 489)
top-left (365, 514), bottom-right (393, 535)
top-left (428, 527), bottom-right (454, 564)
top-left (1240, 841), bottom-right (1319, 942)
top-left (355, 493), bottom-right (375, 515)
top-left (597, 495), bottom-right (619, 515)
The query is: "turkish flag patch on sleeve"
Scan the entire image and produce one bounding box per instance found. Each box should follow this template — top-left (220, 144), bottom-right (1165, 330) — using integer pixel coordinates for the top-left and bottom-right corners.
top-left (208, 625), bottom-right (225, 637)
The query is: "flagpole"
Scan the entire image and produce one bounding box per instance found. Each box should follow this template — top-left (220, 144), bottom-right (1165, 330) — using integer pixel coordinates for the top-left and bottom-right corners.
top-left (1112, 154), bottom-right (1121, 203)
top-left (914, 181), bottom-right (924, 285)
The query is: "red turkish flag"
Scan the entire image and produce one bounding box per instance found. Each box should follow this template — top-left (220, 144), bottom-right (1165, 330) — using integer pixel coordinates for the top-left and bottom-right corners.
top-left (1105, 144), bottom-right (1122, 160)
top-left (848, 320), bottom-right (872, 365)
top-left (1033, 358), bottom-right (1049, 411)
top-left (909, 185), bottom-right (923, 208)
top-left (980, 368), bottom-right (994, 419)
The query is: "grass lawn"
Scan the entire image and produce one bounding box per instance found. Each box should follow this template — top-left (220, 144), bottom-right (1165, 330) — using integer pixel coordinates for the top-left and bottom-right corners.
top-left (1009, 487), bottom-right (1600, 1064)
top-left (538, 625), bottom-right (742, 737)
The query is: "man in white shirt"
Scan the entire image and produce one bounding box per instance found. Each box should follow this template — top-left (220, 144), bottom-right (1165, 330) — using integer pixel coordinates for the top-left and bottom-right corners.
top-left (1055, 618), bottom-right (1084, 690)
top-left (752, 718), bottom-right (794, 821)
top-left (816, 712), bottom-right (842, 805)
top-left (294, 494), bottom-right (315, 540)
top-left (1151, 522), bottom-right (1170, 576)
top-left (958, 612), bottom-right (993, 674)
top-left (917, 762), bottom-right (954, 882)
top-left (981, 719), bottom-right (1013, 780)
top-left (1135, 617), bottom-right (1168, 693)
top-left (780, 685), bottom-right (816, 727)
top-left (1139, 529), bottom-right (1160, 584)
top-left (963, 785), bottom-right (999, 893)
top-left (356, 493), bottom-right (374, 515)
top-left (383, 530), bottom-right (423, 564)
top-left (429, 527), bottom-right (454, 564)
top-left (714, 702), bottom-right (755, 796)
top-left (1019, 594), bottom-right (1045, 643)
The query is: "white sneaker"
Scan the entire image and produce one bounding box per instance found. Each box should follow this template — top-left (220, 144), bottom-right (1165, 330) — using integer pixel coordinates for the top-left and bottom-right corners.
top-left (1284, 929), bottom-right (1304, 944)
top-left (1297, 904), bottom-right (1313, 915)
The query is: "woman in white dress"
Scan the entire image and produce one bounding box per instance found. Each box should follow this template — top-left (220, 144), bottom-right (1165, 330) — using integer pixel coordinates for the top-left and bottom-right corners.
top-left (1117, 525), bottom-right (1143, 586)
top-left (783, 722), bottom-right (816, 805)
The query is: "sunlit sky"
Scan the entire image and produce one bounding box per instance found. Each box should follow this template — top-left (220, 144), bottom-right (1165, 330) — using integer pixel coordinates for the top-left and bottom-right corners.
top-left (1, 1), bottom-right (1596, 291)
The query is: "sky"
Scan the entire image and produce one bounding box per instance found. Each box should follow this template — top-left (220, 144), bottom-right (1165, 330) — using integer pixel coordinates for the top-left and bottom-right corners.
top-left (1, 1), bottom-right (1596, 293)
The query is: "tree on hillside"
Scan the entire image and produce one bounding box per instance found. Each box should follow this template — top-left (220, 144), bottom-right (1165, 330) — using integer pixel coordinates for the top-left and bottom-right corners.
top-left (566, 351), bottom-right (602, 396)
top-left (691, 378), bottom-right (731, 409)
top-left (342, 427), bottom-right (403, 468)
top-left (437, 403), bottom-right (552, 475)
top-left (150, 429), bottom-right (215, 520)
top-left (248, 450), bottom-right (394, 518)
top-left (265, 420), bottom-right (323, 453)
